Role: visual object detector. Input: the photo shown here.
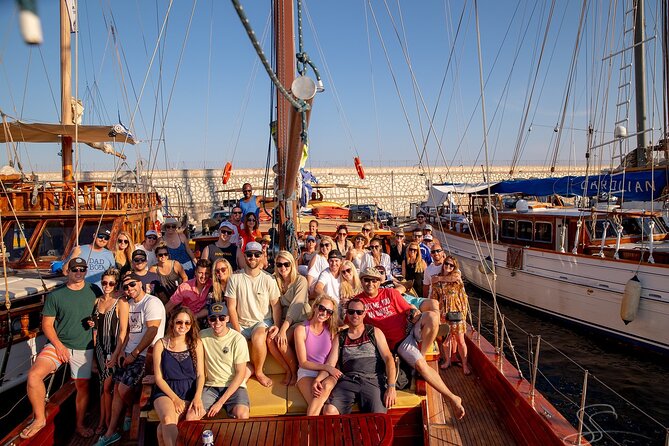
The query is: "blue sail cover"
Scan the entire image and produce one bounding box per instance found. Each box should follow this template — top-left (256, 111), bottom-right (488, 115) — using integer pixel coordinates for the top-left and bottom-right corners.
top-left (490, 170), bottom-right (667, 201)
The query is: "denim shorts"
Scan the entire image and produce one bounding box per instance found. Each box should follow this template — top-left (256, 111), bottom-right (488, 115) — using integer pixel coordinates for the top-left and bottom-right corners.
top-left (113, 355), bottom-right (146, 387)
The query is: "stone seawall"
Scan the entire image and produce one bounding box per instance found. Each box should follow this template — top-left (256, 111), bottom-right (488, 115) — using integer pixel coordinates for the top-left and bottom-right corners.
top-left (39, 165), bottom-right (587, 223)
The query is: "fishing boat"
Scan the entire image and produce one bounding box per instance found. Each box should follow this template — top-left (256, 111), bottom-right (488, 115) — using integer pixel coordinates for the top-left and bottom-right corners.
top-left (434, 0), bottom-right (669, 352)
top-left (0, 0), bottom-right (161, 396)
top-left (1, 1), bottom-right (591, 445)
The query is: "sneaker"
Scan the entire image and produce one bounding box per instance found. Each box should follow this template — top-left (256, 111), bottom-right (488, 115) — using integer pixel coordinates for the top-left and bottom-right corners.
top-left (123, 416), bottom-right (132, 432)
top-left (94, 432), bottom-right (121, 446)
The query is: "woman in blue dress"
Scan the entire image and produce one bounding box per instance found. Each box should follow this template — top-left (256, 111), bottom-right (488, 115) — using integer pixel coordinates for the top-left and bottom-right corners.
top-left (152, 308), bottom-right (204, 446)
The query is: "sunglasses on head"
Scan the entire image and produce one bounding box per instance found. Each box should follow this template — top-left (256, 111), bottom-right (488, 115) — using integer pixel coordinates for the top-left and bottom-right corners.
top-left (97, 234), bottom-right (110, 240)
top-left (117, 239), bottom-right (129, 244)
top-left (123, 281), bottom-right (138, 290)
top-left (174, 320), bottom-right (192, 326)
top-left (346, 309), bottom-right (364, 316)
top-left (431, 249), bottom-right (443, 254)
top-left (276, 261), bottom-right (290, 268)
top-left (317, 304), bottom-right (334, 316)
top-left (208, 315), bottom-right (226, 323)
top-left (220, 229), bottom-right (233, 235)
top-left (101, 280), bottom-right (116, 287)
top-left (71, 267), bottom-right (87, 273)
top-left (146, 235), bottom-right (158, 240)
top-left (133, 257), bottom-right (147, 263)
top-left (245, 252), bottom-right (262, 258)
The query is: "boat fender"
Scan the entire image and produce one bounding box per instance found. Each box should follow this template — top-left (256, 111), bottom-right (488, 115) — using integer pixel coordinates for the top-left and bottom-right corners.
top-left (222, 162), bottom-right (233, 185)
top-left (154, 220), bottom-right (162, 235)
top-left (620, 275), bottom-right (641, 325)
top-left (354, 156), bottom-right (365, 180)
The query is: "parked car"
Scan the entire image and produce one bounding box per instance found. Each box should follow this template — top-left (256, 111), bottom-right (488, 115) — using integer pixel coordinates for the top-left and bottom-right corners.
top-left (347, 204), bottom-right (394, 226)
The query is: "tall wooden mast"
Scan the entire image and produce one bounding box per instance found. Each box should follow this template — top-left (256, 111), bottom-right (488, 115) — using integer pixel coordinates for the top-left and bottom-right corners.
top-left (60, 0), bottom-right (74, 181)
top-left (274, 0), bottom-right (312, 254)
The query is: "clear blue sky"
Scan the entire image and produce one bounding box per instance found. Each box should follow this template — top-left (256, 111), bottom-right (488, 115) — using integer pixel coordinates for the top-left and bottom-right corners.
top-left (0, 1), bottom-right (665, 174)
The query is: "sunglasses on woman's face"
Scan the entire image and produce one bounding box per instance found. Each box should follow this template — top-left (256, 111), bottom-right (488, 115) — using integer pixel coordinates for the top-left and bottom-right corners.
top-left (317, 304), bottom-right (334, 316)
top-left (445, 262), bottom-right (456, 268)
top-left (174, 320), bottom-right (191, 326)
top-left (321, 243), bottom-right (330, 248)
top-left (215, 267), bottom-right (228, 273)
top-left (220, 230), bottom-right (233, 235)
top-left (346, 309), bottom-right (364, 316)
top-left (101, 281), bottom-right (116, 287)
top-left (157, 252), bottom-right (169, 258)
top-left (408, 248), bottom-right (418, 252)
top-left (117, 239), bottom-right (129, 244)
top-left (342, 268), bottom-right (352, 274)
top-left (276, 261), bottom-right (290, 268)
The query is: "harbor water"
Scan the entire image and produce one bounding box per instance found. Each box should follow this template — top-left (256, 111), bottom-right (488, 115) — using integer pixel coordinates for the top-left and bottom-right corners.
top-left (469, 286), bottom-right (669, 446)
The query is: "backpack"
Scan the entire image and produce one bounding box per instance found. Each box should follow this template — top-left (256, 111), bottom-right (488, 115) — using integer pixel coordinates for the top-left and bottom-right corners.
top-left (338, 324), bottom-right (412, 390)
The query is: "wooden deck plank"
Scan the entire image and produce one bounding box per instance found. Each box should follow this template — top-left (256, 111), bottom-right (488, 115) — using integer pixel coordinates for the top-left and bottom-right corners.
top-left (425, 359), bottom-right (518, 446)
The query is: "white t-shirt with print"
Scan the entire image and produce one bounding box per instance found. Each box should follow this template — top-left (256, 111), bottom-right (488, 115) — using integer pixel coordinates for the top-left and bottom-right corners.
top-left (125, 293), bottom-right (166, 355)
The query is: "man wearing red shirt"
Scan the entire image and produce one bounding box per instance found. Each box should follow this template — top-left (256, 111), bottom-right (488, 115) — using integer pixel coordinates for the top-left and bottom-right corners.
top-left (356, 267), bottom-right (464, 419)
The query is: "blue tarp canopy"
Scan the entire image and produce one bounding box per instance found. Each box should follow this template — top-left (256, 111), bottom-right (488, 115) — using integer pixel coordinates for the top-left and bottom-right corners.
top-left (489, 170), bottom-right (667, 201)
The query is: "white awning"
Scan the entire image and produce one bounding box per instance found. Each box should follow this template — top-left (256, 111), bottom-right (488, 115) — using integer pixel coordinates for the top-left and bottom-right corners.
top-left (0, 121), bottom-right (137, 145)
top-left (425, 182), bottom-right (497, 207)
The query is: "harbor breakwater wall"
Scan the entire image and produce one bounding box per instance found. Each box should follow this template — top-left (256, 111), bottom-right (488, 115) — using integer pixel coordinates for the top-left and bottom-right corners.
top-left (41, 165), bottom-right (587, 224)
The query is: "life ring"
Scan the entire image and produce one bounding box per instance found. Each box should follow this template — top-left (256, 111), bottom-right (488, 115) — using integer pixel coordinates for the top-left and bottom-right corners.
top-left (354, 156), bottom-right (365, 180)
top-left (222, 162), bottom-right (233, 185)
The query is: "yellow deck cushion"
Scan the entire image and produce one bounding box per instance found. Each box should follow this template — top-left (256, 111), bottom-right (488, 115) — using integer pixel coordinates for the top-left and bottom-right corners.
top-left (246, 374), bottom-right (289, 417)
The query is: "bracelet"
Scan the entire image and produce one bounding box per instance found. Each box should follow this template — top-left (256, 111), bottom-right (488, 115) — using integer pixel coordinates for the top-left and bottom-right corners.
top-left (387, 383), bottom-right (396, 388)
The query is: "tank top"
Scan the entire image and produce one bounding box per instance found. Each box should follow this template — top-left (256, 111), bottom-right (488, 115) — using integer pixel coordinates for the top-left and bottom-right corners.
top-left (93, 298), bottom-right (120, 386)
top-left (304, 321), bottom-right (332, 365)
top-left (239, 196), bottom-right (260, 219)
top-left (154, 339), bottom-right (197, 401)
top-left (206, 243), bottom-right (239, 270)
top-left (168, 242), bottom-right (194, 279)
top-left (340, 329), bottom-right (383, 379)
top-left (404, 262), bottom-right (425, 297)
top-left (157, 260), bottom-right (183, 298)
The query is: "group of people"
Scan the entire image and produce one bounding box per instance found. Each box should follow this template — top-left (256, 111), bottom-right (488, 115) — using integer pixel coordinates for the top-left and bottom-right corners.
top-left (20, 194), bottom-right (469, 446)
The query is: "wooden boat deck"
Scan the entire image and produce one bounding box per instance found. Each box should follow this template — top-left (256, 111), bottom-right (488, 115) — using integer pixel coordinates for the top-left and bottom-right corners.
top-left (424, 362), bottom-right (517, 445)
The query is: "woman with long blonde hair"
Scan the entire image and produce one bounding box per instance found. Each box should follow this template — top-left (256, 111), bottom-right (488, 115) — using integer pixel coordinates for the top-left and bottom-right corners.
top-left (210, 258), bottom-right (232, 303)
top-left (338, 261), bottom-right (361, 320)
top-left (293, 295), bottom-right (340, 416)
top-left (114, 231), bottom-right (134, 275)
top-left (402, 242), bottom-right (427, 297)
top-left (271, 251), bottom-right (310, 385)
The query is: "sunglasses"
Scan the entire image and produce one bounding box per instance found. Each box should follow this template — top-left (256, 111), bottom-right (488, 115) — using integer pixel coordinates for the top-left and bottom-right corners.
top-left (431, 249), bottom-right (443, 254)
top-left (362, 277), bottom-right (380, 283)
top-left (123, 281), bottom-right (138, 290)
top-left (397, 234), bottom-right (405, 238)
top-left (146, 235), bottom-right (158, 240)
top-left (408, 248), bottom-right (418, 252)
top-left (174, 320), bottom-right (192, 326)
top-left (208, 315), bottom-right (226, 323)
top-left (220, 230), bottom-right (233, 235)
top-left (362, 228), bottom-right (371, 232)
top-left (321, 243), bottom-right (331, 248)
top-left (232, 211), bottom-right (243, 215)
top-left (342, 268), bottom-right (352, 274)
top-left (276, 261), bottom-right (290, 268)
top-left (247, 219), bottom-right (256, 222)
top-left (156, 252), bottom-right (169, 258)
top-left (369, 245), bottom-right (381, 249)
top-left (414, 234), bottom-right (423, 238)
top-left (417, 215), bottom-right (425, 219)
top-left (337, 232), bottom-right (347, 236)
top-left (317, 304), bottom-right (334, 316)
top-left (245, 252), bottom-right (262, 258)
top-left (215, 267), bottom-right (228, 273)
top-left (445, 262), bottom-right (456, 268)
top-left (117, 239), bottom-right (129, 244)
top-left (133, 257), bottom-right (147, 263)
top-left (346, 309), bottom-right (365, 316)
top-left (164, 224), bottom-right (177, 229)
top-left (71, 267), bottom-right (87, 273)
top-left (97, 234), bottom-right (110, 240)
top-left (307, 239), bottom-right (315, 243)
top-left (101, 280), bottom-right (116, 287)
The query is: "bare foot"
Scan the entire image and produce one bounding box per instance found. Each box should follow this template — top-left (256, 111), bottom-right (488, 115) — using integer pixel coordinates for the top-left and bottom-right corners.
top-left (288, 375), bottom-right (297, 386)
top-left (76, 426), bottom-right (95, 438)
top-left (255, 372), bottom-right (273, 387)
top-left (20, 420), bottom-right (46, 439)
top-left (451, 396), bottom-right (465, 419)
top-left (95, 425), bottom-right (106, 435)
top-left (463, 364), bottom-right (471, 376)
top-left (281, 372), bottom-right (292, 386)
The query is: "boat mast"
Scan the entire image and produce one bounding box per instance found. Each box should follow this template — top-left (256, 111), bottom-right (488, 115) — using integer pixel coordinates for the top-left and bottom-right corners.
top-left (633, 0), bottom-right (648, 165)
top-left (60, 0), bottom-right (74, 181)
top-left (274, 0), bottom-right (312, 254)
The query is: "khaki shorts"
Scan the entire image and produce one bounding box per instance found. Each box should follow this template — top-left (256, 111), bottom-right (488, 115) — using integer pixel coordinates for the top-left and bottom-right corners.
top-left (37, 343), bottom-right (93, 379)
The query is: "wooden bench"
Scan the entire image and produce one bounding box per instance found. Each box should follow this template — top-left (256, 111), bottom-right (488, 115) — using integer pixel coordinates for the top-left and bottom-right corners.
top-left (175, 413), bottom-right (393, 446)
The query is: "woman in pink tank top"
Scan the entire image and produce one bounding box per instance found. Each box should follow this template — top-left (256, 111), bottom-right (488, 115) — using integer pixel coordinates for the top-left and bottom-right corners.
top-left (293, 295), bottom-right (341, 416)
